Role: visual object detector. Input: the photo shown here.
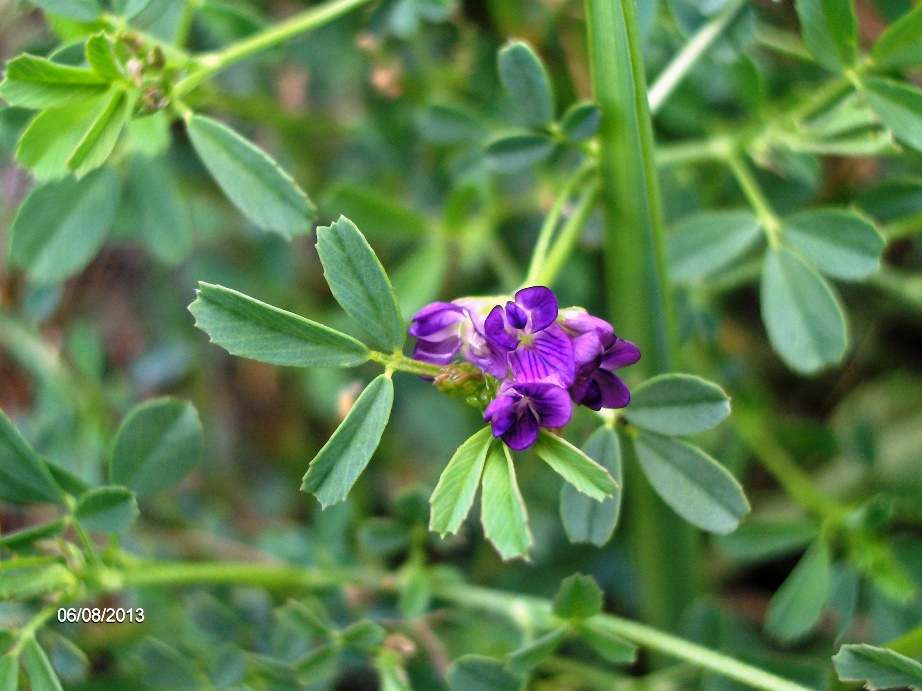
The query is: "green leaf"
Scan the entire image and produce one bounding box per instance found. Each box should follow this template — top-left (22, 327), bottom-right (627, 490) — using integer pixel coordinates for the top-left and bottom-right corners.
top-left (0, 564), bottom-right (73, 599)
top-left (127, 111), bottom-right (171, 158)
top-left (341, 620), bottom-right (387, 650)
top-left (667, 210), bottom-right (762, 282)
top-left (446, 655), bottom-right (523, 691)
top-left (301, 375), bottom-right (394, 507)
top-left (316, 216), bottom-right (405, 351)
top-left (398, 562), bottom-right (430, 618)
top-left (862, 77), bottom-right (922, 152)
top-left (294, 645), bottom-right (339, 684)
top-left (67, 86), bottom-right (130, 177)
top-left (561, 427), bottom-right (623, 546)
top-left (498, 41), bottom-right (554, 128)
top-left (506, 627), bottom-right (566, 673)
top-left (110, 398), bottom-right (204, 496)
top-left (325, 185), bottom-right (428, 242)
top-left (714, 517), bottom-right (820, 563)
top-left (9, 168), bottom-right (119, 284)
top-left (128, 155), bottom-right (192, 265)
top-left (85, 33), bottom-right (122, 80)
top-left (45, 632), bottom-right (89, 685)
top-left (795, 0), bottom-right (857, 70)
top-left (358, 517), bottom-right (411, 555)
top-left (553, 573), bottom-right (603, 620)
top-left (0, 653), bottom-right (18, 691)
top-left (186, 114), bottom-right (315, 237)
top-left (23, 638), bottom-right (63, 691)
top-left (485, 133), bottom-right (554, 173)
top-left (375, 650), bottom-right (411, 691)
top-left (430, 427), bottom-right (493, 536)
top-left (833, 644), bottom-right (922, 689)
top-left (633, 431), bottom-right (750, 534)
top-left (189, 282), bottom-right (370, 367)
top-left (0, 54), bottom-right (107, 108)
top-left (73, 486), bottom-right (139, 533)
top-left (30, 0), bottom-right (100, 22)
top-left (560, 101), bottom-right (601, 142)
top-left (0, 518), bottom-right (68, 549)
top-left (871, 5), bottom-right (922, 68)
top-left (418, 102), bottom-right (486, 144)
top-left (576, 620), bottom-right (638, 664)
top-left (480, 445), bottom-right (533, 561)
top-left (765, 540), bottom-right (831, 642)
top-left (534, 431), bottom-right (616, 501)
top-left (760, 246), bottom-right (848, 374)
top-left (782, 209), bottom-right (885, 281)
top-left (0, 407), bottom-right (63, 505)
top-left (623, 373), bottom-right (731, 436)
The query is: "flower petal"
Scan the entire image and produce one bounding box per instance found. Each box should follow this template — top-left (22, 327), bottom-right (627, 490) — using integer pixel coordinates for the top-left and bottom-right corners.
top-left (594, 369), bottom-right (631, 409)
top-left (518, 382), bottom-right (573, 428)
top-left (408, 302), bottom-right (466, 339)
top-left (502, 409), bottom-right (540, 450)
top-left (413, 336), bottom-right (460, 365)
top-left (462, 326), bottom-right (509, 378)
top-left (570, 331), bottom-right (605, 373)
top-left (602, 337), bottom-right (641, 370)
top-left (485, 394), bottom-right (519, 437)
top-left (484, 305), bottom-right (518, 350)
top-left (506, 301), bottom-right (528, 329)
top-left (509, 324), bottom-right (575, 385)
top-left (515, 286), bottom-right (558, 332)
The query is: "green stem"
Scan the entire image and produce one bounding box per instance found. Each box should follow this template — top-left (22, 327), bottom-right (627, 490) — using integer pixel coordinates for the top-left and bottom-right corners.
top-left (10, 606), bottom-right (58, 656)
top-left (525, 161), bottom-right (597, 286)
top-left (73, 558), bottom-right (811, 691)
top-left (655, 137), bottom-right (727, 167)
top-left (369, 352), bottom-right (445, 378)
top-left (533, 180), bottom-right (601, 287)
top-left (648, 0), bottom-right (748, 114)
top-left (884, 210), bottom-right (922, 240)
top-left (173, 0), bottom-right (371, 96)
top-left (754, 24), bottom-right (815, 62)
top-left (71, 519), bottom-right (102, 568)
top-left (435, 582), bottom-right (815, 691)
top-left (726, 150), bottom-right (782, 241)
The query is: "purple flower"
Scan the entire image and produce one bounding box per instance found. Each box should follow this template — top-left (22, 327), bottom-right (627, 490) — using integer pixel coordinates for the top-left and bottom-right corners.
top-left (559, 307), bottom-right (640, 411)
top-left (409, 298), bottom-right (507, 377)
top-left (484, 381), bottom-right (573, 450)
top-left (484, 286), bottom-right (575, 386)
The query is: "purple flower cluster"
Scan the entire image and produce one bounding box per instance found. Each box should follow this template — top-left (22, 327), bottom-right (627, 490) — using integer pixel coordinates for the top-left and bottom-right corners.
top-left (408, 287), bottom-right (640, 450)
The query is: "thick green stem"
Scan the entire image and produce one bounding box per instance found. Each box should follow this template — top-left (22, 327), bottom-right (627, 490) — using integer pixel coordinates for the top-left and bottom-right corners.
top-left (648, 0), bottom-right (748, 114)
top-left (585, 0), bottom-right (694, 638)
top-left (173, 0), bottom-right (371, 96)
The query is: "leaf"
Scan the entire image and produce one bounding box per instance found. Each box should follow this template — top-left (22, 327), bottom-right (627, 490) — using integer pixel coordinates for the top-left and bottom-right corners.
top-left (485, 133), bottom-right (554, 173)
top-left (341, 620), bottom-right (387, 650)
top-left (0, 407), bottom-right (63, 505)
top-left (189, 282), bottom-right (370, 367)
top-left (760, 246), bottom-right (848, 374)
top-left (534, 431), bottom-right (616, 501)
top-left (375, 650), bottom-right (411, 691)
top-left (667, 210), bottom-right (762, 282)
top-left (30, 0), bottom-right (100, 22)
top-left (301, 375), bottom-right (394, 507)
top-left (576, 620), bottom-right (638, 664)
top-left (553, 574), bottom-right (603, 620)
top-left (186, 114), bottom-right (315, 237)
top-left (633, 431), bottom-right (750, 534)
top-left (325, 185), bottom-right (428, 242)
top-left (430, 427), bottom-right (494, 536)
top-left (127, 111), bottom-right (171, 158)
top-left (765, 540), bottom-right (832, 642)
top-left (871, 5), bottom-right (922, 68)
top-left (9, 168), bottom-right (119, 284)
top-left (506, 627), bottom-right (567, 673)
top-left (110, 398), bottom-right (204, 496)
top-left (623, 373), bottom-right (731, 436)
top-left (398, 562), bottom-right (430, 618)
top-left (23, 638), bottom-right (63, 691)
top-left (0, 518), bottom-right (67, 549)
top-left (560, 101), bottom-right (601, 142)
top-left (714, 517), bottom-right (820, 563)
top-left (782, 209), bottom-right (885, 281)
top-left (795, 0), bottom-right (857, 71)
top-left (862, 77), bottom-right (922, 152)
top-left (480, 445), bottom-right (533, 561)
top-left (73, 486), bottom-right (139, 533)
top-left (561, 427), bottom-right (623, 546)
top-left (446, 655), bottom-right (523, 691)
top-left (418, 102), bottom-right (486, 144)
top-left (295, 644), bottom-right (340, 684)
top-left (85, 33), bottom-right (122, 81)
top-left (497, 41), bottom-right (555, 128)
top-left (316, 216), bottom-right (405, 351)
top-left (67, 86), bottom-right (130, 177)
top-left (128, 155), bottom-right (192, 265)
top-left (0, 54), bottom-right (107, 108)
top-left (0, 653), bottom-right (17, 691)
top-left (833, 644), bottom-right (922, 689)
top-left (0, 564), bottom-right (72, 599)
